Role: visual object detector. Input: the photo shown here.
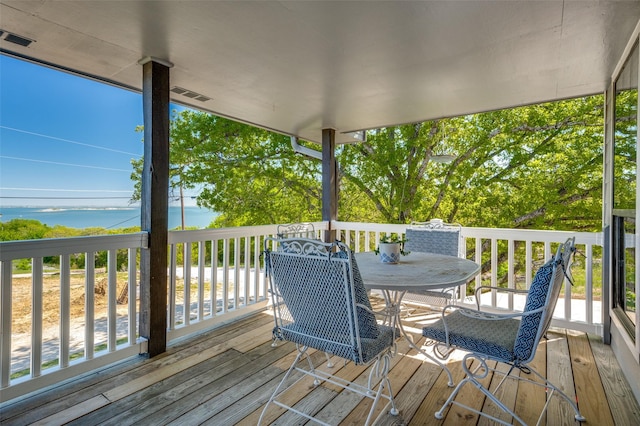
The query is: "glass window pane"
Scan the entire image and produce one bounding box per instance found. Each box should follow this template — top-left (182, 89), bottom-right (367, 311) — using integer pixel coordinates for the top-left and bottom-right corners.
top-left (614, 40), bottom-right (638, 330)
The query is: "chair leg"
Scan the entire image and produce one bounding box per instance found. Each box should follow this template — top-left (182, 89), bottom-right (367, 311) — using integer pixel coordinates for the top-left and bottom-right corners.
top-left (434, 353), bottom-right (586, 424)
top-left (434, 374), bottom-right (467, 419)
top-left (260, 348), bottom-right (400, 426)
top-left (525, 364), bottom-right (586, 423)
top-left (258, 349), bottom-right (307, 425)
top-left (365, 352), bottom-right (399, 425)
top-left (435, 355), bottom-right (527, 425)
top-left (324, 351), bottom-right (334, 368)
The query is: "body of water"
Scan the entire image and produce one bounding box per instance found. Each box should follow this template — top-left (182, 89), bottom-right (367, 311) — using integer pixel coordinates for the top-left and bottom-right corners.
top-left (0, 206), bottom-right (217, 230)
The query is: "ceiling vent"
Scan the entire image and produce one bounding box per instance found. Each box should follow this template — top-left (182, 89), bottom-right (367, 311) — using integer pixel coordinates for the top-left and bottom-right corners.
top-left (0, 30), bottom-right (34, 47)
top-left (171, 86), bottom-right (210, 102)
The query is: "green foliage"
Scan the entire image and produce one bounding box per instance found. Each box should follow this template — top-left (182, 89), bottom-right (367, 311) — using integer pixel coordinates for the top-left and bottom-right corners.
top-left (132, 111), bottom-right (323, 227)
top-left (130, 96), bottom-right (607, 232)
top-left (339, 96), bottom-right (605, 230)
top-left (1, 219), bottom-right (140, 271)
top-left (614, 89), bottom-right (637, 210)
top-left (0, 219), bottom-right (51, 241)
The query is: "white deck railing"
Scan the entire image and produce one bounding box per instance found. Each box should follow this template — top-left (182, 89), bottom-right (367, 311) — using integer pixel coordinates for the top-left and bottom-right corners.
top-left (0, 221), bottom-right (604, 402)
top-left (333, 221), bottom-right (605, 334)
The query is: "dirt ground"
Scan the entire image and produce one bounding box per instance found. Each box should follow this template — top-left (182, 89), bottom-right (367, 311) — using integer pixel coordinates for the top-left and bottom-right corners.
top-left (11, 273), bottom-right (128, 334)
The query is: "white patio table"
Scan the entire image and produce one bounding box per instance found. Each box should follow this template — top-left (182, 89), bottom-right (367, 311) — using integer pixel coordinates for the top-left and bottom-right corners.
top-left (355, 251), bottom-right (481, 386)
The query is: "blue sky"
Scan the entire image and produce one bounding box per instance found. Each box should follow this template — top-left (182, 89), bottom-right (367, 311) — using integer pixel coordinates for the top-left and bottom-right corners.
top-left (0, 55), bottom-right (190, 207)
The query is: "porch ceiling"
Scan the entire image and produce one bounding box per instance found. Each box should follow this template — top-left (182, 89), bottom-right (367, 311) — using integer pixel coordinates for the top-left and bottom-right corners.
top-left (1, 1), bottom-right (639, 144)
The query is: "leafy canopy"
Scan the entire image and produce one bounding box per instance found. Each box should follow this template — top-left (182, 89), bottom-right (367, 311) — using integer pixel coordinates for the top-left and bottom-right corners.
top-left (131, 95), bottom-right (606, 231)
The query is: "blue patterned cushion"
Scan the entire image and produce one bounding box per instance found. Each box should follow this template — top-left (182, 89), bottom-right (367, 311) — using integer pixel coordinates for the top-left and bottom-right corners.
top-left (513, 259), bottom-right (555, 361)
top-left (280, 323), bottom-right (395, 364)
top-left (422, 310), bottom-right (520, 361)
top-left (404, 228), bottom-right (459, 256)
top-left (333, 249), bottom-right (380, 339)
top-left (422, 258), bottom-right (558, 364)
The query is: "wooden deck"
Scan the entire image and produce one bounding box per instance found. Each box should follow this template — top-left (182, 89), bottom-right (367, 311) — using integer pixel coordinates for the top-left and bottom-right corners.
top-left (2, 304), bottom-right (639, 426)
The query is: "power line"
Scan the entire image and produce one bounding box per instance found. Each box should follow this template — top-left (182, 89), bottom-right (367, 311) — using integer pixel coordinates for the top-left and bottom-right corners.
top-left (105, 214), bottom-right (141, 229)
top-left (0, 155), bottom-right (131, 172)
top-left (0, 196), bottom-right (131, 199)
top-left (0, 187), bottom-right (131, 193)
top-left (0, 125), bottom-right (142, 157)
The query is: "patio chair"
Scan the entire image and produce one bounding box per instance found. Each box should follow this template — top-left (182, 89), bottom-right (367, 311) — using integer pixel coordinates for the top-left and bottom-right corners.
top-left (422, 237), bottom-right (585, 425)
top-left (259, 238), bottom-right (399, 425)
top-left (403, 219), bottom-right (464, 309)
top-left (271, 223), bottom-right (323, 349)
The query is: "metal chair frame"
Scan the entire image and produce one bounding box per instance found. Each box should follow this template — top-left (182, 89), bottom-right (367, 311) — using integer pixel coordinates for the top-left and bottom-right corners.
top-left (259, 238), bottom-right (399, 425)
top-left (422, 237), bottom-right (585, 425)
top-left (276, 222), bottom-right (316, 239)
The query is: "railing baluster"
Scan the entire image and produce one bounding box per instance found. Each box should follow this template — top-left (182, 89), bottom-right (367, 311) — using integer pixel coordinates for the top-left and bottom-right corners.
top-left (584, 244), bottom-right (602, 324)
top-left (508, 239), bottom-right (515, 310)
top-left (234, 237), bottom-right (240, 309)
top-left (491, 238), bottom-right (498, 308)
top-left (198, 241), bottom-right (205, 319)
top-left (525, 241), bottom-right (532, 289)
top-left (184, 242), bottom-right (191, 326)
top-left (253, 236), bottom-right (261, 304)
top-left (474, 237), bottom-right (482, 294)
top-left (32, 257), bottom-right (43, 377)
top-left (223, 239), bottom-right (229, 313)
top-left (85, 252), bottom-right (95, 360)
top-left (1, 260), bottom-right (11, 388)
top-left (244, 236), bottom-right (250, 306)
top-left (211, 239), bottom-right (218, 316)
top-left (169, 243), bottom-right (177, 329)
top-left (108, 249), bottom-right (117, 351)
top-left (127, 248), bottom-right (137, 345)
top-left (60, 254), bottom-right (71, 368)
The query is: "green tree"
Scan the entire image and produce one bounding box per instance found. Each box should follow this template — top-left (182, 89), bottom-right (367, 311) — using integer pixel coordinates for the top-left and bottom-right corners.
top-left (132, 96), bottom-right (607, 231)
top-left (131, 111), bottom-right (324, 227)
top-left (339, 96), bottom-right (605, 230)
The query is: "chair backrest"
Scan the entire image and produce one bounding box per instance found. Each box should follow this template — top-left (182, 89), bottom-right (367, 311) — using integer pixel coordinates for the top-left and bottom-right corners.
top-left (404, 219), bottom-right (462, 257)
top-left (264, 238), bottom-right (379, 363)
top-left (276, 222), bottom-right (316, 239)
top-left (513, 237), bottom-right (575, 363)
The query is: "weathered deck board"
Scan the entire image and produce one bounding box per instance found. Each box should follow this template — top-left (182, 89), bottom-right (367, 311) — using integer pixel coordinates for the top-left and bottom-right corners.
top-left (567, 329), bottom-right (615, 425)
top-left (588, 334), bottom-right (640, 424)
top-left (514, 337), bottom-right (547, 425)
top-left (1, 308), bottom-right (639, 426)
top-left (546, 329), bottom-right (579, 425)
top-left (409, 347), bottom-right (468, 425)
top-left (478, 360), bottom-right (520, 425)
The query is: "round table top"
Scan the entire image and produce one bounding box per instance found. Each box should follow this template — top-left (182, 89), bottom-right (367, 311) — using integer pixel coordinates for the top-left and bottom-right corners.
top-left (354, 251), bottom-right (480, 291)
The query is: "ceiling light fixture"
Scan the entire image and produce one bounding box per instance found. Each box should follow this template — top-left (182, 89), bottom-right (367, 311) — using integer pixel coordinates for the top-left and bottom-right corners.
top-left (341, 130), bottom-right (367, 143)
top-left (432, 122), bottom-right (456, 163)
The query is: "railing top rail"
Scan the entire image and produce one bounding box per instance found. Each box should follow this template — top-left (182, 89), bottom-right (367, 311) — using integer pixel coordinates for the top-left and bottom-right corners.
top-left (460, 227), bottom-right (604, 245)
top-left (332, 221), bottom-right (604, 246)
top-left (0, 232), bottom-right (148, 261)
top-left (167, 221), bottom-right (327, 244)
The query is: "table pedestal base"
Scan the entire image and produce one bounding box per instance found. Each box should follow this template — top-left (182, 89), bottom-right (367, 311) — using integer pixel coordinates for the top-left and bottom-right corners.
top-left (380, 289), bottom-right (455, 387)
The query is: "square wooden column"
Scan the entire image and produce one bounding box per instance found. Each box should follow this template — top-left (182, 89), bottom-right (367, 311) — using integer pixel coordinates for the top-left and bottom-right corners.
top-left (138, 57), bottom-right (172, 357)
top-left (322, 128), bottom-right (338, 242)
